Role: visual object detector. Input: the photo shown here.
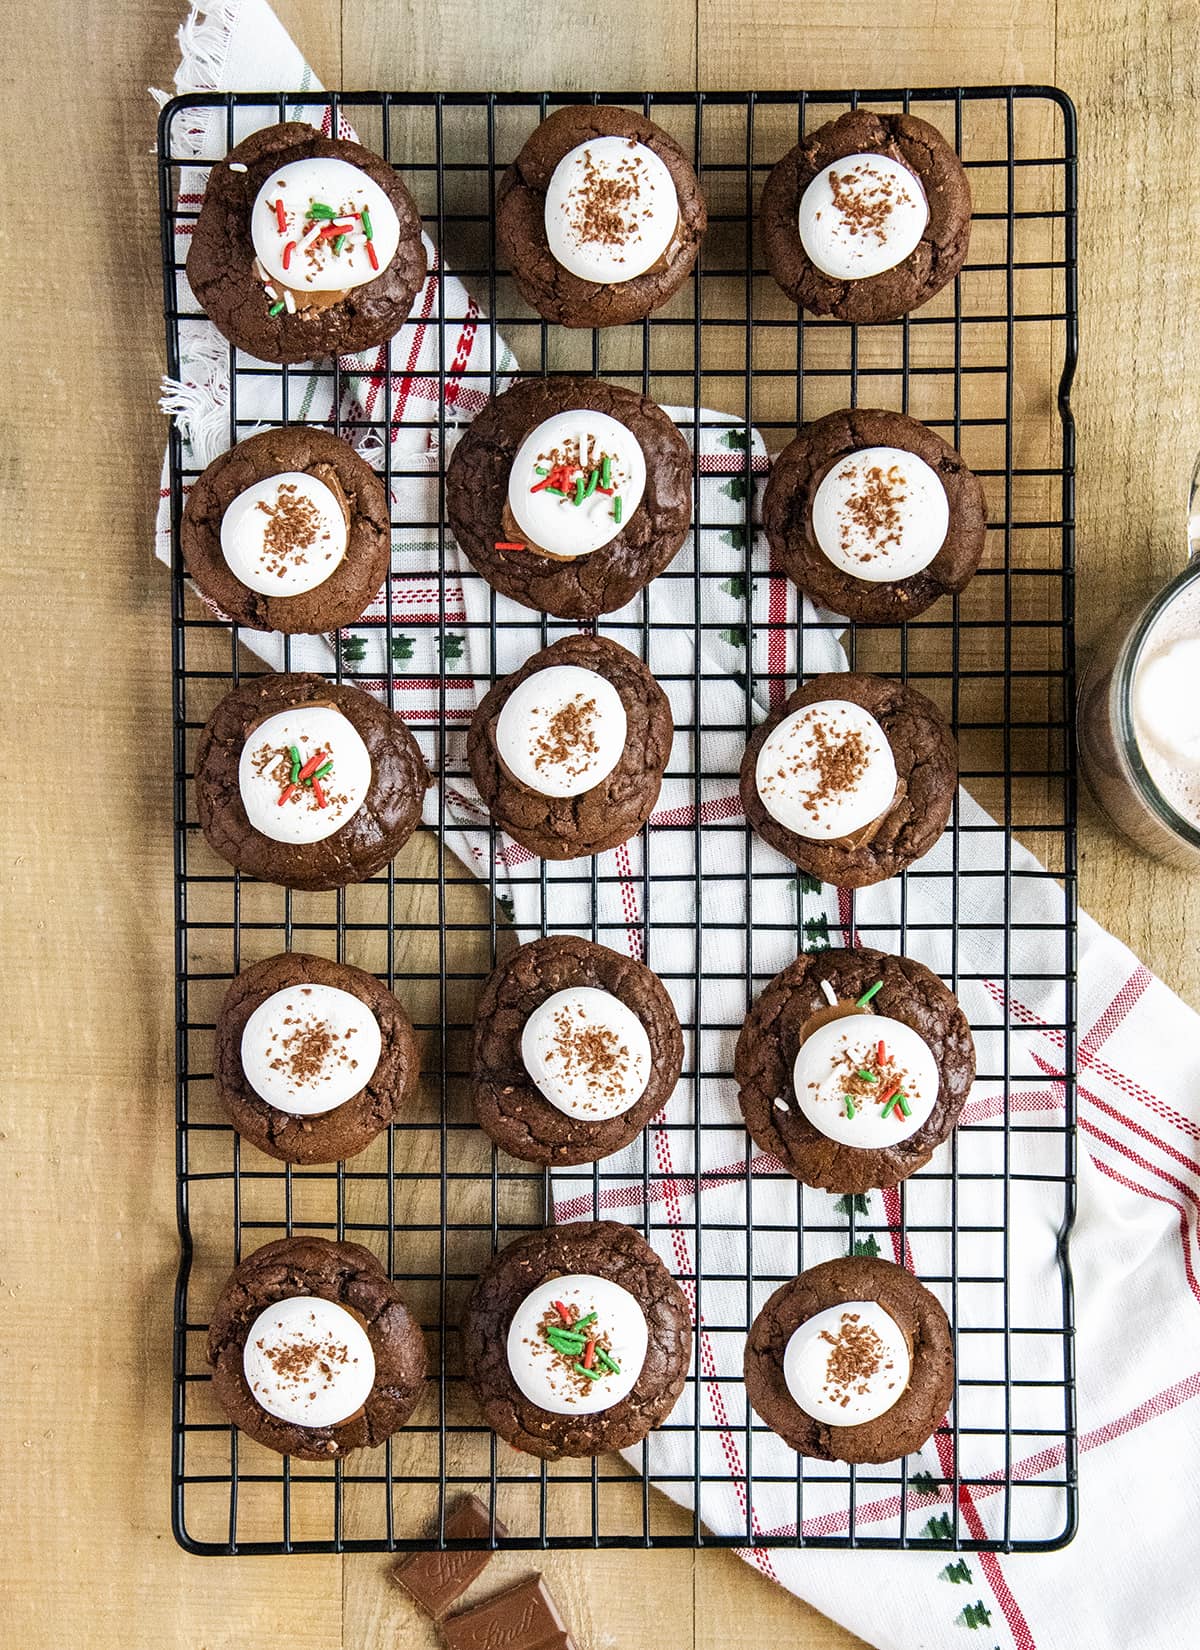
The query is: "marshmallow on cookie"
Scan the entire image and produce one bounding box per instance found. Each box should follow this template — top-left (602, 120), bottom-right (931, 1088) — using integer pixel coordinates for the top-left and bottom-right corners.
top-left (250, 156), bottom-right (401, 312)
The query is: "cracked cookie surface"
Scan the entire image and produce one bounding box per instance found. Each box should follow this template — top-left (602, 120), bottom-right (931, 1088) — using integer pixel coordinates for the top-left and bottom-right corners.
top-left (739, 671), bottom-right (957, 887)
top-left (468, 635), bottom-right (673, 860)
top-left (735, 946), bottom-right (975, 1194)
top-left (195, 672), bottom-right (429, 890)
top-left (462, 1221), bottom-right (692, 1458)
top-left (186, 123), bottom-right (427, 364)
top-left (446, 377), bottom-right (692, 620)
top-left (763, 408), bottom-right (987, 622)
top-left (182, 426), bottom-right (391, 634)
top-left (215, 951), bottom-right (420, 1165)
top-left (760, 111), bottom-right (971, 323)
top-left (472, 935), bottom-right (682, 1165)
top-left (207, 1235), bottom-right (427, 1460)
top-left (496, 105), bottom-right (706, 327)
top-left (744, 1256), bottom-right (954, 1463)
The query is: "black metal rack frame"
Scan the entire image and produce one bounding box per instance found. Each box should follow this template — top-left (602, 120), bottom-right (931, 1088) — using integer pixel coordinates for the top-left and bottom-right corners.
top-left (158, 86), bottom-right (1078, 1556)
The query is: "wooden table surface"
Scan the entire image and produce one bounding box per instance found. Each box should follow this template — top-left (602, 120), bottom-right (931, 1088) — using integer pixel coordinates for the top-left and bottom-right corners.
top-left (5, 0), bottom-right (1199, 1645)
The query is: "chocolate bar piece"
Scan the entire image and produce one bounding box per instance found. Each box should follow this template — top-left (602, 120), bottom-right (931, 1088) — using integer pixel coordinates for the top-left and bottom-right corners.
top-left (441, 1574), bottom-right (576, 1650)
top-left (392, 1495), bottom-right (508, 1619)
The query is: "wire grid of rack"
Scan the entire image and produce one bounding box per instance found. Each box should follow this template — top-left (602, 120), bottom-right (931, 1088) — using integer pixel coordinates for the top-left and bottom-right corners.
top-left (159, 86), bottom-right (1078, 1556)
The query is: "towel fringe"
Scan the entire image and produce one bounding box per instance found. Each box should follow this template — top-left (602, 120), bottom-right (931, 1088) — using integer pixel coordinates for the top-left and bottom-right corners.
top-left (149, 1), bottom-right (240, 155)
top-left (173, 1), bottom-right (240, 94)
top-left (158, 328), bottom-right (232, 467)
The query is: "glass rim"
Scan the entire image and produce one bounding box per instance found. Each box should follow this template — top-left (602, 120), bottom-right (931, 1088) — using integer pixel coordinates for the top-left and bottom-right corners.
top-left (1114, 557), bottom-right (1200, 852)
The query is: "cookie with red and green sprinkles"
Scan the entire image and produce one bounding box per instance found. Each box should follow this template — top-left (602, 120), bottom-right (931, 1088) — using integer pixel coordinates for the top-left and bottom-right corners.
top-left (735, 947), bottom-right (975, 1193)
top-left (461, 1221), bottom-right (692, 1459)
top-left (446, 377), bottom-right (692, 620)
top-left (187, 122), bottom-right (426, 365)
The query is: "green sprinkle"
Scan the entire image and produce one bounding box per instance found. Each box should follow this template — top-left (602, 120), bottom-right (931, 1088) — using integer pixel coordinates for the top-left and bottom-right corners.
top-left (856, 1069), bottom-right (876, 1082)
top-left (573, 1362), bottom-right (603, 1381)
top-left (574, 1312), bottom-right (597, 1330)
top-left (545, 1326), bottom-right (585, 1346)
top-left (534, 465), bottom-right (549, 476)
top-left (613, 494), bottom-right (623, 525)
top-left (844, 1097), bottom-right (857, 1120)
top-left (583, 467), bottom-right (600, 499)
top-left (307, 202), bottom-right (335, 219)
top-left (333, 232), bottom-right (347, 254)
top-left (311, 758), bottom-right (335, 782)
top-left (595, 1349), bottom-right (620, 1374)
top-left (897, 1093), bottom-right (911, 1118)
top-left (268, 300), bottom-right (285, 316)
top-left (361, 205), bottom-right (374, 240)
top-left (545, 485), bottom-right (566, 497)
top-left (288, 745), bottom-right (301, 784)
top-left (600, 454), bottom-right (611, 488)
top-left (881, 1093), bottom-right (901, 1119)
top-left (573, 475), bottom-right (585, 507)
top-left (856, 980), bottom-right (884, 1007)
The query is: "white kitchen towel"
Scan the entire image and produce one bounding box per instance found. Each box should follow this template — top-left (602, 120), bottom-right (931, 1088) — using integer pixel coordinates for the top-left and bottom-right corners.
top-left (155, 8), bottom-right (1200, 1649)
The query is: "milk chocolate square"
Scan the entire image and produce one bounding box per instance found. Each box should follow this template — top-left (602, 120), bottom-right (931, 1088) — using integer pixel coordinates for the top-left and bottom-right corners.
top-left (392, 1495), bottom-right (508, 1619)
top-left (440, 1574), bottom-right (576, 1650)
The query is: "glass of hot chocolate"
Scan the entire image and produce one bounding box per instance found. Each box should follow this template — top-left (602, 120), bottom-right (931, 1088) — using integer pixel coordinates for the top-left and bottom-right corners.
top-left (1077, 453), bottom-right (1200, 868)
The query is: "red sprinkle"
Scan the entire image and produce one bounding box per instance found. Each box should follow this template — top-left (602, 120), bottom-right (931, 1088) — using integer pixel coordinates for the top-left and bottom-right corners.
top-left (494, 541), bottom-right (525, 551)
top-left (318, 222), bottom-right (342, 239)
top-left (366, 240), bottom-right (379, 270)
top-left (282, 239), bottom-right (296, 270)
top-left (277, 783), bottom-right (298, 806)
top-left (553, 1300), bottom-right (573, 1326)
top-left (311, 777), bottom-right (328, 809)
top-left (877, 1040), bottom-right (886, 1066)
top-left (296, 749), bottom-right (329, 783)
top-left (878, 1083), bottom-right (902, 1110)
top-left (582, 1338), bottom-right (596, 1370)
top-left (273, 198), bottom-right (287, 232)
top-left (532, 463), bottom-right (577, 495)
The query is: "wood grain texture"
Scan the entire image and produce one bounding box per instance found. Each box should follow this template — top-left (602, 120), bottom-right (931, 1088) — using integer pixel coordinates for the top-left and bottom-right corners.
top-left (1059, 0), bottom-right (1200, 994)
top-left (1, 0), bottom-right (1196, 1647)
top-left (698, 0), bottom-right (1055, 90)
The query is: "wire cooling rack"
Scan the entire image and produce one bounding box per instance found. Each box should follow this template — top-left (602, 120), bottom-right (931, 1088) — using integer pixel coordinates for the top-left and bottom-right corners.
top-left (158, 87), bottom-right (1078, 1556)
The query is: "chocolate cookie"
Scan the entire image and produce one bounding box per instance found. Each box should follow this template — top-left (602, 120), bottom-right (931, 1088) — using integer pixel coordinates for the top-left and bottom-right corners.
top-left (763, 408), bottom-right (987, 622)
top-left (461, 1221), bottom-right (692, 1458)
top-left (745, 1256), bottom-right (954, 1463)
top-left (739, 671), bottom-right (957, 887)
top-left (207, 1235), bottom-right (427, 1460)
top-left (761, 112), bottom-right (971, 323)
top-left (467, 635), bottom-right (673, 860)
top-left (182, 427), bottom-right (391, 633)
top-left (215, 952), bottom-right (421, 1165)
top-left (445, 378), bottom-right (692, 619)
top-left (735, 946), bottom-right (975, 1193)
top-left (187, 123), bottom-right (427, 365)
top-left (472, 935), bottom-right (682, 1165)
top-left (497, 105), bottom-right (707, 328)
top-left (195, 672), bottom-right (429, 890)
